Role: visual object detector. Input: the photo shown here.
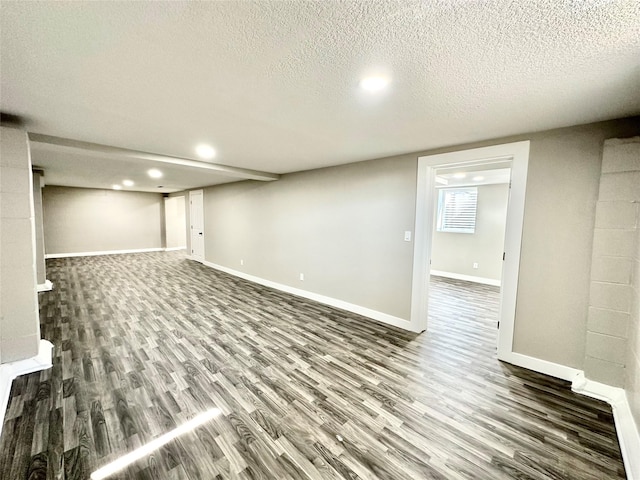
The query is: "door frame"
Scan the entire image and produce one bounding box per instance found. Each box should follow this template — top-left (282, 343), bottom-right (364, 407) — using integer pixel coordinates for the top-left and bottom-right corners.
top-left (410, 141), bottom-right (530, 361)
top-left (189, 189), bottom-right (205, 263)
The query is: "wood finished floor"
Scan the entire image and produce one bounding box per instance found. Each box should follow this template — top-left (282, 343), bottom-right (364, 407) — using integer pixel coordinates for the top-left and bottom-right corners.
top-left (0, 252), bottom-right (626, 479)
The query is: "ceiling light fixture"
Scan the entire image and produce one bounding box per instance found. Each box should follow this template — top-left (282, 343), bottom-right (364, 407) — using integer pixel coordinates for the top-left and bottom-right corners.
top-left (122, 179), bottom-right (134, 187)
top-left (147, 169), bottom-right (163, 179)
top-left (112, 184), bottom-right (122, 190)
top-left (359, 76), bottom-right (390, 92)
top-left (473, 176), bottom-right (485, 181)
top-left (195, 144), bottom-right (216, 160)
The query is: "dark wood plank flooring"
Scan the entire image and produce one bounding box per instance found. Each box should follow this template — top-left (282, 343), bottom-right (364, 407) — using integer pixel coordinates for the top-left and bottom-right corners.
top-left (0, 252), bottom-right (626, 479)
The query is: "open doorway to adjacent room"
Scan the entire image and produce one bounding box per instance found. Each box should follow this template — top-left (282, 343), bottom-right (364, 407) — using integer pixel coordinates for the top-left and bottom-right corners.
top-left (410, 141), bottom-right (530, 363)
top-left (164, 195), bottom-right (187, 252)
top-left (428, 163), bottom-right (511, 353)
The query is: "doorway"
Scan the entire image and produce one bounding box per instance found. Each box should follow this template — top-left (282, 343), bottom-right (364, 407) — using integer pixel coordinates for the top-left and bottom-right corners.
top-left (189, 189), bottom-right (205, 262)
top-left (430, 164), bottom-right (511, 286)
top-left (164, 196), bottom-right (187, 251)
top-left (410, 141), bottom-right (530, 363)
top-left (428, 164), bottom-right (511, 353)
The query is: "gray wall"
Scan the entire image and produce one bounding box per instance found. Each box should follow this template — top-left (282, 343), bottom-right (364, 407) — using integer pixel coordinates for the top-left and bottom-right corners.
top-left (510, 121), bottom-right (639, 369)
top-left (431, 183), bottom-right (509, 282)
top-left (0, 126), bottom-right (40, 363)
top-left (43, 186), bottom-right (164, 255)
top-left (197, 116), bottom-right (640, 372)
top-left (203, 156), bottom-right (418, 319)
top-left (32, 170), bottom-right (46, 284)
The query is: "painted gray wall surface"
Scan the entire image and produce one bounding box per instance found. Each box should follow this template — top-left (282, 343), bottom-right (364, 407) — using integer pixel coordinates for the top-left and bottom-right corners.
top-left (0, 126), bottom-right (40, 363)
top-left (510, 121), bottom-right (640, 369)
top-left (203, 156), bottom-right (418, 319)
top-left (425, 119), bottom-right (639, 369)
top-left (431, 183), bottom-right (509, 281)
top-left (165, 196), bottom-right (186, 249)
top-left (196, 116), bottom-right (639, 371)
top-left (32, 171), bottom-right (46, 284)
top-left (42, 186), bottom-right (164, 254)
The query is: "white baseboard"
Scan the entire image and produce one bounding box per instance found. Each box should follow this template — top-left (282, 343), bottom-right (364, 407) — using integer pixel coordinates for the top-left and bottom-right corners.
top-left (45, 247), bottom-right (165, 259)
top-left (430, 270), bottom-right (501, 287)
top-left (499, 351), bottom-right (582, 382)
top-left (499, 355), bottom-right (639, 479)
top-left (36, 279), bottom-right (53, 292)
top-left (572, 373), bottom-right (640, 480)
top-left (202, 261), bottom-right (417, 332)
top-left (164, 246), bottom-right (187, 252)
top-left (0, 339), bottom-right (53, 438)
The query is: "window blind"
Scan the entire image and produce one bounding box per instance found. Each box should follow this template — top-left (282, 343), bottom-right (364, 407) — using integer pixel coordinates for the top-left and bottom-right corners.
top-left (437, 187), bottom-right (478, 233)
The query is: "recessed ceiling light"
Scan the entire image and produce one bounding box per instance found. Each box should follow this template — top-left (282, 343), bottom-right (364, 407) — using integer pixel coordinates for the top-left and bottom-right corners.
top-left (453, 173), bottom-right (466, 179)
top-left (359, 76), bottom-right (390, 92)
top-left (435, 177), bottom-right (448, 185)
top-left (122, 179), bottom-right (134, 187)
top-left (112, 184), bottom-right (122, 190)
top-left (473, 176), bottom-right (485, 181)
top-left (148, 169), bottom-right (163, 179)
top-left (195, 144), bottom-right (216, 160)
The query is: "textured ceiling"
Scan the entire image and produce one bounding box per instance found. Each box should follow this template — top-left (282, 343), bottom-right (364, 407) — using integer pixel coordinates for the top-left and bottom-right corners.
top-left (2, 1), bottom-right (640, 187)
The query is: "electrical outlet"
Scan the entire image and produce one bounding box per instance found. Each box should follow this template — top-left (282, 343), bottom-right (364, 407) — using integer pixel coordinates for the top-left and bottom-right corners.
top-left (299, 273), bottom-right (304, 281)
top-left (240, 259), bottom-right (244, 266)
top-left (473, 262), bottom-right (478, 269)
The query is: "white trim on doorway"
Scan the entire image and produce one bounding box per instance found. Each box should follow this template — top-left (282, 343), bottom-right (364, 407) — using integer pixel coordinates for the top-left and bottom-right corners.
top-left (410, 141), bottom-right (530, 361)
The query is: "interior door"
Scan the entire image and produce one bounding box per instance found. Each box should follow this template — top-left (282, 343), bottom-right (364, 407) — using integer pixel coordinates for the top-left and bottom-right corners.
top-left (189, 190), bottom-right (204, 262)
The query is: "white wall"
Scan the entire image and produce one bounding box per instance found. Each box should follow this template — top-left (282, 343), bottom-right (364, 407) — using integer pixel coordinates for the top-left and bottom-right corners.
top-left (431, 183), bottom-right (509, 282)
top-left (0, 127), bottom-right (40, 363)
top-left (164, 196), bottom-right (186, 249)
top-left (43, 186), bottom-right (164, 255)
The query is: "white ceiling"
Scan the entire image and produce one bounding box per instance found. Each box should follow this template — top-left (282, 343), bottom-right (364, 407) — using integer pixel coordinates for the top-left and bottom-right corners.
top-left (436, 168), bottom-right (511, 188)
top-left (2, 1), bottom-right (639, 191)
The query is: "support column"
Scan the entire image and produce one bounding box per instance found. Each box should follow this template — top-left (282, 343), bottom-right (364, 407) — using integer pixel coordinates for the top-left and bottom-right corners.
top-left (0, 126), bottom-right (40, 363)
top-left (585, 137), bottom-right (640, 387)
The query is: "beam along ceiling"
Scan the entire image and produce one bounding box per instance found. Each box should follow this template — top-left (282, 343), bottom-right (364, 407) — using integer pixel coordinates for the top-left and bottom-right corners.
top-left (2, 1), bottom-right (639, 192)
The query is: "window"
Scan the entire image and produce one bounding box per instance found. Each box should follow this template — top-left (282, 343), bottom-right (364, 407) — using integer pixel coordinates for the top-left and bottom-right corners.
top-left (436, 187), bottom-right (478, 233)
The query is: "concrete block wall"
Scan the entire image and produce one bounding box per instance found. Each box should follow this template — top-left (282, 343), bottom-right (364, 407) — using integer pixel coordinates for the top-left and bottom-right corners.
top-left (585, 137), bottom-right (640, 390)
top-left (0, 126), bottom-right (40, 363)
top-left (620, 138), bottom-right (640, 427)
